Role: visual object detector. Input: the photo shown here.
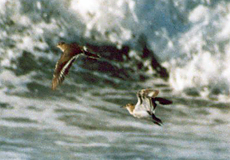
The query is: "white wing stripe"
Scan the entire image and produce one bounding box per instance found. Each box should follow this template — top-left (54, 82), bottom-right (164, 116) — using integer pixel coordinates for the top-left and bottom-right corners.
top-left (58, 54), bottom-right (83, 82)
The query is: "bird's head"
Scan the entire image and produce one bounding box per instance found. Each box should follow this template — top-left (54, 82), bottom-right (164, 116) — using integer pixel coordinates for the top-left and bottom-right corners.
top-left (57, 42), bottom-right (67, 52)
top-left (122, 103), bottom-right (135, 113)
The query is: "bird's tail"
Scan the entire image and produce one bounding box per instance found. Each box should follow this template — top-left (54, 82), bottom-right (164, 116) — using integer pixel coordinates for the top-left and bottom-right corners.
top-left (151, 114), bottom-right (163, 126)
top-left (84, 50), bottom-right (100, 59)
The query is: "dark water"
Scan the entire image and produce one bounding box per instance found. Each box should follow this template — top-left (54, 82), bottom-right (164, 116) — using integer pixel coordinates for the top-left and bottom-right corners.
top-left (1, 0), bottom-right (230, 160)
top-left (1, 76), bottom-right (230, 159)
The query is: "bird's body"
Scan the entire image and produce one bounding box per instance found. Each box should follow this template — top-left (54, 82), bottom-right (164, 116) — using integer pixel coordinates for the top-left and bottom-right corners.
top-left (123, 89), bottom-right (172, 126)
top-left (52, 42), bottom-right (100, 90)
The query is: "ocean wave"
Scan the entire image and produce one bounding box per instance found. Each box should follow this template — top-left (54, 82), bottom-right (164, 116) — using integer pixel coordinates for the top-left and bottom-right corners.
top-left (1, 0), bottom-right (230, 99)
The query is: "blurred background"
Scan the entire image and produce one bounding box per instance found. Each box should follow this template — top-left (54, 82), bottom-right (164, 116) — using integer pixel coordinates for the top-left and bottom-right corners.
top-left (0, 0), bottom-right (230, 159)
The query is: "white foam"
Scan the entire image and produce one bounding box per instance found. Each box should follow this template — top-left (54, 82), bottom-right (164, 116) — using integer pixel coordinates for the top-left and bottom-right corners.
top-left (2, 0), bottom-right (230, 99)
top-left (189, 5), bottom-right (209, 23)
top-left (70, 0), bottom-right (138, 42)
top-left (0, 0), bottom-right (7, 14)
top-left (163, 2), bottom-right (230, 98)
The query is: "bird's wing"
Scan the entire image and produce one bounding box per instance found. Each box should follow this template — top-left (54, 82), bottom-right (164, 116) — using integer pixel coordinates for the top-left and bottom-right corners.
top-left (142, 89), bottom-right (159, 109)
top-left (135, 89), bottom-right (172, 114)
top-left (136, 90), bottom-right (143, 106)
top-left (142, 89), bottom-right (159, 98)
top-left (150, 98), bottom-right (157, 110)
top-left (138, 89), bottom-right (159, 112)
top-left (51, 53), bottom-right (82, 90)
top-left (134, 89), bottom-right (153, 113)
top-left (155, 97), bottom-right (173, 105)
top-left (142, 89), bottom-right (161, 111)
top-left (134, 98), bottom-right (153, 115)
top-left (83, 49), bottom-right (100, 59)
top-left (149, 97), bottom-right (172, 111)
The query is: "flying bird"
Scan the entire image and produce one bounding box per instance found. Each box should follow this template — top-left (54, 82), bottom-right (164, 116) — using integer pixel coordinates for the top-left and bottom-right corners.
top-left (123, 89), bottom-right (172, 126)
top-left (52, 42), bottom-right (100, 90)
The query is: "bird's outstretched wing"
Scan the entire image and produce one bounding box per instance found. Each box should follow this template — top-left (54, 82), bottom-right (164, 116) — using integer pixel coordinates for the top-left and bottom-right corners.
top-left (135, 89), bottom-right (158, 112)
top-left (136, 90), bottom-right (143, 106)
top-left (141, 89), bottom-right (172, 109)
top-left (51, 53), bottom-right (82, 90)
top-left (84, 51), bottom-right (100, 59)
top-left (155, 97), bottom-right (173, 105)
top-left (82, 46), bottom-right (100, 59)
top-left (147, 111), bottom-right (163, 126)
top-left (142, 89), bottom-right (159, 98)
top-left (141, 89), bottom-right (159, 111)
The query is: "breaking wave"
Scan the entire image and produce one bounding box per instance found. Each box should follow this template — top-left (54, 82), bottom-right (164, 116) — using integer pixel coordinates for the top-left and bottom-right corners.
top-left (1, 0), bottom-right (230, 100)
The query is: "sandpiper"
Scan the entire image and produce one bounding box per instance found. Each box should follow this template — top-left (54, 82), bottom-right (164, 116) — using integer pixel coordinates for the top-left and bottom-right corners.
top-left (123, 89), bottom-right (172, 126)
top-left (52, 42), bottom-right (100, 90)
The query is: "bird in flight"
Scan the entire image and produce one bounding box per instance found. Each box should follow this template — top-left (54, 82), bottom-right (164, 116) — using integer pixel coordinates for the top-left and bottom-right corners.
top-left (122, 89), bottom-right (172, 126)
top-left (52, 42), bottom-right (100, 90)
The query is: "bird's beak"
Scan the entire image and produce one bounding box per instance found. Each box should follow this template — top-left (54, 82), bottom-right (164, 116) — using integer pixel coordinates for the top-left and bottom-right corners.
top-left (120, 105), bottom-right (126, 108)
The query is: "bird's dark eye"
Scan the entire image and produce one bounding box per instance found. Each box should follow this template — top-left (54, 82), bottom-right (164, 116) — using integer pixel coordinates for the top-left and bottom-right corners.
top-left (58, 42), bottom-right (65, 45)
